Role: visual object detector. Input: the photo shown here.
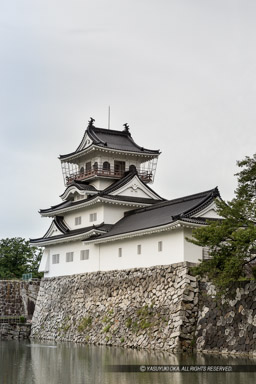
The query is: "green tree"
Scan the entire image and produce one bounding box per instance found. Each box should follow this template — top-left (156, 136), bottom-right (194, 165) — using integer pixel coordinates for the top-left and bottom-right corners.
top-left (190, 153), bottom-right (256, 292)
top-left (0, 237), bottom-right (43, 279)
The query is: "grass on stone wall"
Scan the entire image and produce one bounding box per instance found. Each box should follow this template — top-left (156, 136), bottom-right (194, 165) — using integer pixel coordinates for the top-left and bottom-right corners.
top-left (77, 316), bottom-right (92, 332)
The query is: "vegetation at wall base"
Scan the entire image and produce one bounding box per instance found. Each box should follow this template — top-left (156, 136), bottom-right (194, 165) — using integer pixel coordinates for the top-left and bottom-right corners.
top-left (0, 237), bottom-right (43, 279)
top-left (189, 153), bottom-right (256, 294)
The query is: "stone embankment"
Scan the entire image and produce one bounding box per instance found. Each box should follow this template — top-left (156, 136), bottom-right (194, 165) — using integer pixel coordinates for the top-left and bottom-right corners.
top-left (0, 280), bottom-right (40, 340)
top-left (28, 264), bottom-right (256, 355)
top-left (31, 262), bottom-right (198, 351)
top-left (196, 281), bottom-right (256, 355)
top-left (0, 280), bottom-right (40, 319)
top-left (0, 324), bottom-right (31, 340)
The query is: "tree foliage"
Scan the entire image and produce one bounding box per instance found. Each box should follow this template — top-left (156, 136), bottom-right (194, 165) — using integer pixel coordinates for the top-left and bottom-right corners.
top-left (190, 153), bottom-right (256, 291)
top-left (0, 237), bottom-right (43, 279)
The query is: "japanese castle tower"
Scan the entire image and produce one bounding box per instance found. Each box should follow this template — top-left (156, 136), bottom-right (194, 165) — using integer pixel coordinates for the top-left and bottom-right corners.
top-left (31, 118), bottom-right (221, 277)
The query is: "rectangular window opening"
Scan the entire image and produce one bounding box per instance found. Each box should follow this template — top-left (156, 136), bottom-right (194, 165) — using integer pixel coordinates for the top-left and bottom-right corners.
top-left (66, 252), bottom-right (74, 262)
top-left (158, 241), bottom-right (163, 252)
top-left (75, 216), bottom-right (82, 225)
top-left (52, 254), bottom-right (60, 264)
top-left (137, 244), bottom-right (141, 255)
top-left (89, 213), bottom-right (97, 222)
top-left (80, 250), bottom-right (89, 260)
top-left (118, 248), bottom-right (122, 257)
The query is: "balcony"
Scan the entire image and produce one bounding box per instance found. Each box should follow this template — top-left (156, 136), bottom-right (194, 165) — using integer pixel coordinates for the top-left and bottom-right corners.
top-left (63, 165), bottom-right (153, 185)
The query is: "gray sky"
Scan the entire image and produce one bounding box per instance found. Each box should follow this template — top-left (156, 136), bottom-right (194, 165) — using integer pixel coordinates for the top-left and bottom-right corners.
top-left (1, 0), bottom-right (255, 239)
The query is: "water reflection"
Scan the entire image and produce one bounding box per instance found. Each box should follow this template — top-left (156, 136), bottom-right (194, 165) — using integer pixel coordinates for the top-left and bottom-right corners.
top-left (0, 340), bottom-right (256, 384)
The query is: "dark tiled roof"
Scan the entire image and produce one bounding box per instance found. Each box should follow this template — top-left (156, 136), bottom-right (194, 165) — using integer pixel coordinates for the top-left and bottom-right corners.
top-left (40, 186), bottom-right (159, 215)
top-left (30, 222), bottom-right (113, 244)
top-left (54, 216), bottom-right (70, 233)
top-left (92, 188), bottom-right (220, 240)
top-left (59, 124), bottom-right (160, 159)
top-left (60, 181), bottom-right (98, 199)
top-left (68, 180), bottom-right (97, 191)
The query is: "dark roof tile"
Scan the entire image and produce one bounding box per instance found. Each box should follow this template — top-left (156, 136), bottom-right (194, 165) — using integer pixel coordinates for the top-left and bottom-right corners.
top-left (94, 188), bottom-right (220, 240)
top-left (59, 124), bottom-right (160, 159)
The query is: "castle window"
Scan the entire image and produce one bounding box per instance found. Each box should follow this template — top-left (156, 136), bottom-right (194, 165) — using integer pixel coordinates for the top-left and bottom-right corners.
top-left (118, 248), bottom-right (122, 257)
top-left (75, 216), bottom-right (82, 225)
top-left (89, 213), bottom-right (97, 222)
top-left (114, 161), bottom-right (125, 175)
top-left (66, 252), bottom-right (74, 262)
top-left (93, 162), bottom-right (98, 171)
top-left (158, 241), bottom-right (163, 252)
top-left (86, 162), bottom-right (91, 173)
top-left (103, 161), bottom-right (110, 171)
top-left (80, 166), bottom-right (84, 175)
top-left (137, 244), bottom-right (141, 255)
top-left (80, 250), bottom-right (89, 260)
top-left (52, 254), bottom-right (60, 264)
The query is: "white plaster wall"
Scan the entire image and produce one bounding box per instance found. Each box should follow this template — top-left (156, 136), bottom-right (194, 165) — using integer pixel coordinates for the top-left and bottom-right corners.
top-left (103, 205), bottom-right (130, 224)
top-left (98, 230), bottom-right (185, 271)
top-left (200, 209), bottom-right (221, 219)
top-left (38, 249), bottom-right (50, 273)
top-left (40, 227), bottom-right (202, 278)
top-left (43, 242), bottom-right (99, 277)
top-left (183, 227), bottom-right (203, 263)
top-left (91, 179), bottom-right (113, 190)
top-left (64, 205), bottom-right (104, 229)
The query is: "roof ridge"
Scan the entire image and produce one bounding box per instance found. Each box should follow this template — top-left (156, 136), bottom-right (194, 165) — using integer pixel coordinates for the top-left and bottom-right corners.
top-left (93, 126), bottom-right (130, 136)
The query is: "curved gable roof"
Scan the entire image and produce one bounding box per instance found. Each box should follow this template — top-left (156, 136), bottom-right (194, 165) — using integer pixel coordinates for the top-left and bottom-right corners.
top-left (59, 122), bottom-right (160, 160)
top-left (60, 180), bottom-right (98, 200)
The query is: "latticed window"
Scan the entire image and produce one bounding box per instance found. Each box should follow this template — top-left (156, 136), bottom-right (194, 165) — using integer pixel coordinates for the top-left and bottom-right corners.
top-left (89, 213), bottom-right (97, 222)
top-left (80, 250), bottom-right (89, 260)
top-left (66, 252), bottom-right (74, 262)
top-left (75, 216), bottom-right (81, 225)
top-left (52, 254), bottom-right (60, 264)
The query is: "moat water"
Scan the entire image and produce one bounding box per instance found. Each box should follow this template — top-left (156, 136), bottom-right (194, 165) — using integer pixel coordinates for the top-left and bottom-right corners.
top-left (1, 340), bottom-right (256, 384)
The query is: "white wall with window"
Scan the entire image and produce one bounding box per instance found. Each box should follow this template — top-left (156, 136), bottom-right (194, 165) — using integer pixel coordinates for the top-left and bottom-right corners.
top-left (97, 228), bottom-right (202, 272)
top-left (64, 206), bottom-right (104, 229)
top-left (75, 216), bottom-right (82, 226)
top-left (41, 227), bottom-right (203, 277)
top-left (52, 254), bottom-right (60, 264)
top-left (80, 249), bottom-right (89, 260)
top-left (42, 241), bottom-right (98, 277)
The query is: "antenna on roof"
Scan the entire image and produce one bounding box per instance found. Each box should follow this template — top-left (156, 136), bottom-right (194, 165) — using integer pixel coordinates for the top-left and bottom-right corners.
top-left (108, 106), bottom-right (110, 130)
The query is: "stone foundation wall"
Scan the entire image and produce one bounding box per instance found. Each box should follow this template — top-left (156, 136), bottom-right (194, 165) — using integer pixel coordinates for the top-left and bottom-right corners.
top-left (0, 323), bottom-right (31, 340)
top-left (0, 280), bottom-right (40, 319)
top-left (196, 281), bottom-right (256, 355)
top-left (31, 265), bottom-right (256, 355)
top-left (31, 262), bottom-right (198, 351)
top-left (0, 281), bottom-right (24, 316)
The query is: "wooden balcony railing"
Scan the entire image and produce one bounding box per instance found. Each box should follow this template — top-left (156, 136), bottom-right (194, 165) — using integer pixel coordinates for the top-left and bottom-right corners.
top-left (66, 166), bottom-right (152, 185)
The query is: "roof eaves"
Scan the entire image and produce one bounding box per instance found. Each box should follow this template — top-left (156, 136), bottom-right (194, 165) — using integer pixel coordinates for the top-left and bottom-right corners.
top-left (85, 219), bottom-right (204, 244)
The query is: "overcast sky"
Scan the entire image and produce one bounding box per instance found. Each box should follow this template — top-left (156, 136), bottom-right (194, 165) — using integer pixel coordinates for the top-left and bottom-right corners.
top-left (0, 0), bottom-right (255, 240)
